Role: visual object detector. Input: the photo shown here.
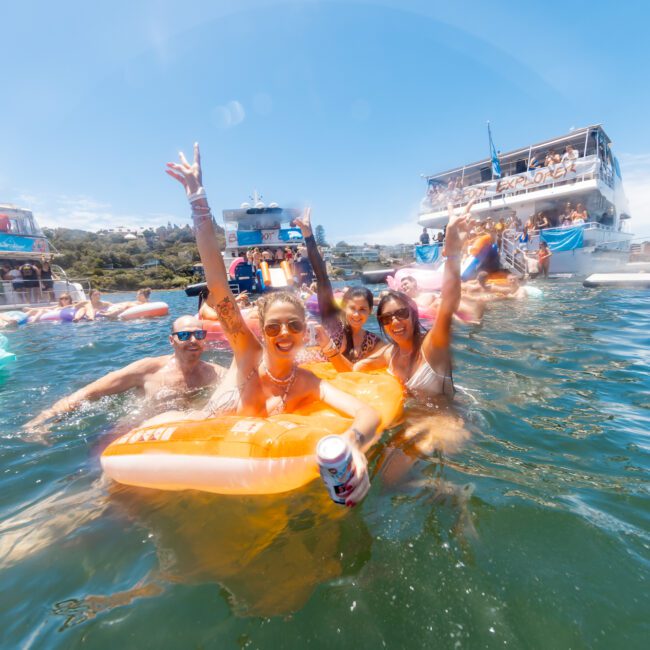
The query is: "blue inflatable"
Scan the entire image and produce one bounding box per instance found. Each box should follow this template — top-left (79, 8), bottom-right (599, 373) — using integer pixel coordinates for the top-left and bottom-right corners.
top-left (2, 311), bottom-right (28, 325)
top-left (0, 333), bottom-right (16, 367)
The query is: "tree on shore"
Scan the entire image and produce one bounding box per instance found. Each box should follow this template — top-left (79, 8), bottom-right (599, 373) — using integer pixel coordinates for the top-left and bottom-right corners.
top-left (315, 224), bottom-right (328, 247)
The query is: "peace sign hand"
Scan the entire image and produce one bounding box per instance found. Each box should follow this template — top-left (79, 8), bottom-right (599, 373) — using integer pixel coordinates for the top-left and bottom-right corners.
top-left (165, 142), bottom-right (204, 197)
top-left (443, 199), bottom-right (475, 257)
top-left (294, 207), bottom-right (313, 238)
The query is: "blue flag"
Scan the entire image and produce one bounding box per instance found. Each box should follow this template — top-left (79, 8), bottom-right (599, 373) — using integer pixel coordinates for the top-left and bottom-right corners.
top-left (488, 122), bottom-right (501, 179)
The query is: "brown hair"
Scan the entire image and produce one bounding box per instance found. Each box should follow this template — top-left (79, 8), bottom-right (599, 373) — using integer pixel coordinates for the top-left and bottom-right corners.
top-left (137, 287), bottom-right (152, 298)
top-left (257, 291), bottom-right (306, 325)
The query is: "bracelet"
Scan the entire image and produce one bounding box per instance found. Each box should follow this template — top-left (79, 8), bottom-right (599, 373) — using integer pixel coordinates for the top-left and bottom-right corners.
top-left (351, 427), bottom-right (365, 447)
top-left (324, 349), bottom-right (340, 359)
top-left (321, 341), bottom-right (337, 355)
top-left (187, 188), bottom-right (207, 204)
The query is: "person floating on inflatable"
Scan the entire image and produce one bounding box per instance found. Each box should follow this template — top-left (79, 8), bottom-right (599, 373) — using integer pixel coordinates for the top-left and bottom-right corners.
top-left (294, 208), bottom-right (384, 371)
top-left (163, 143), bottom-right (379, 507)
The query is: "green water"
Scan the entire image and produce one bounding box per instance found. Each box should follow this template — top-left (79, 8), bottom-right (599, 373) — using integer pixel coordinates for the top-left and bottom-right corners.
top-left (0, 283), bottom-right (648, 648)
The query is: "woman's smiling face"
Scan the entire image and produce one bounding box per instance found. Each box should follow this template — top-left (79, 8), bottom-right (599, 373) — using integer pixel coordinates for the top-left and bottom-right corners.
top-left (380, 297), bottom-right (414, 342)
top-left (344, 296), bottom-right (371, 330)
top-left (262, 300), bottom-right (306, 358)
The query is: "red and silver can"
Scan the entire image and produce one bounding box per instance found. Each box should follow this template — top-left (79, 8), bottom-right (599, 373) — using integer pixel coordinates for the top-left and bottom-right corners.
top-left (317, 435), bottom-right (354, 505)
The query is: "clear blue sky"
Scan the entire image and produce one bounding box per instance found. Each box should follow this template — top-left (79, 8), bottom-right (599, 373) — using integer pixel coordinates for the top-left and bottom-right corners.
top-left (1, 0), bottom-right (649, 242)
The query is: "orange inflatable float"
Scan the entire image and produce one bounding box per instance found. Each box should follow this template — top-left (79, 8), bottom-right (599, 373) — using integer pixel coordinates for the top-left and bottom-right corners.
top-left (101, 363), bottom-right (403, 495)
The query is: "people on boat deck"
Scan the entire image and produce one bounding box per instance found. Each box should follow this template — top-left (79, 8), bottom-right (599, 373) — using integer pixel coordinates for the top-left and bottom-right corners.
top-left (23, 315), bottom-right (226, 440)
top-left (538, 241), bottom-right (552, 277)
top-left (419, 228), bottom-right (430, 245)
top-left (293, 208), bottom-right (384, 372)
top-left (161, 143), bottom-right (379, 507)
top-left (571, 203), bottom-right (588, 224)
top-left (353, 202), bottom-right (472, 402)
top-left (562, 144), bottom-right (579, 165)
top-left (39, 258), bottom-right (55, 302)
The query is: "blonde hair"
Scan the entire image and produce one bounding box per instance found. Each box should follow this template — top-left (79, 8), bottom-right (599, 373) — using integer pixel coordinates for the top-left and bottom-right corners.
top-left (257, 291), bottom-right (305, 325)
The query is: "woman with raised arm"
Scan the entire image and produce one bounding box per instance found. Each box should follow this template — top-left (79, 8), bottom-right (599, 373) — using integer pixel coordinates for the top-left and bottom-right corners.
top-left (354, 202), bottom-right (472, 399)
top-left (164, 143), bottom-right (379, 507)
top-left (294, 209), bottom-right (383, 372)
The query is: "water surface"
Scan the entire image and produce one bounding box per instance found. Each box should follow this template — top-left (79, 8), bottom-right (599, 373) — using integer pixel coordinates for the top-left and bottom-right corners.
top-left (0, 283), bottom-right (648, 648)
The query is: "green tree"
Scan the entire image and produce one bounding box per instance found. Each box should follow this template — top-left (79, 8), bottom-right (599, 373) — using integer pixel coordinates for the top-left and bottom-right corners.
top-left (315, 224), bottom-right (327, 247)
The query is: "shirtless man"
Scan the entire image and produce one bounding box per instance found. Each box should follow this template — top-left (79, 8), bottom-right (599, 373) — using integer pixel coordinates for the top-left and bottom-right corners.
top-left (463, 271), bottom-right (526, 301)
top-left (400, 276), bottom-right (435, 308)
top-left (23, 315), bottom-right (225, 439)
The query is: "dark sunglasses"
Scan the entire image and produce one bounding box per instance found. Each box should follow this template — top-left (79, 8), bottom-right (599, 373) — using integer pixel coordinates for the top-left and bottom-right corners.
top-left (172, 330), bottom-right (207, 341)
top-left (378, 307), bottom-right (411, 326)
top-left (263, 319), bottom-right (305, 337)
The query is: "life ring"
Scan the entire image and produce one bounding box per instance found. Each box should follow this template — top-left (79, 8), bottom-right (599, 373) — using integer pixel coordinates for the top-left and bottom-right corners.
top-left (119, 302), bottom-right (170, 320)
top-left (100, 363), bottom-right (403, 495)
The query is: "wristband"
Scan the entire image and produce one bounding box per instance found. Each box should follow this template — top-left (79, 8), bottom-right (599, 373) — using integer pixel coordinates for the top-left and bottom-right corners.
top-left (187, 188), bottom-right (207, 204)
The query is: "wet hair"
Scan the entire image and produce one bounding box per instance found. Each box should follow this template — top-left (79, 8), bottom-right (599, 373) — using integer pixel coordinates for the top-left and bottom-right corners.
top-left (257, 291), bottom-right (306, 325)
top-left (376, 290), bottom-right (425, 374)
top-left (477, 271), bottom-right (489, 286)
top-left (137, 287), bottom-right (152, 299)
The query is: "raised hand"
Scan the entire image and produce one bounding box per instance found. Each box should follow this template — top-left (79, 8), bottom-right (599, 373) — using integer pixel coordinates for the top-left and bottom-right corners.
top-left (294, 207), bottom-right (313, 238)
top-left (443, 198), bottom-right (474, 257)
top-left (165, 142), bottom-right (203, 197)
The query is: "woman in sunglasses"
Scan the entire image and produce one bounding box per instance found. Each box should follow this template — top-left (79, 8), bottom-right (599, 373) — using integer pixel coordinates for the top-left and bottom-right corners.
top-left (164, 144), bottom-right (380, 506)
top-left (294, 209), bottom-right (383, 371)
top-left (355, 202), bottom-right (472, 399)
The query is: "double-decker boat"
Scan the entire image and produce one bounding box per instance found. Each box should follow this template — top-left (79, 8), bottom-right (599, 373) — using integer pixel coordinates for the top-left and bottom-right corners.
top-left (417, 125), bottom-right (633, 276)
top-left (221, 194), bottom-right (313, 293)
top-left (0, 205), bottom-right (88, 308)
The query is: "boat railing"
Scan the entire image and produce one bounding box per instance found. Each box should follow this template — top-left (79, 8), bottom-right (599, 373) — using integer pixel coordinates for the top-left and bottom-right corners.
top-left (499, 230), bottom-right (530, 277)
top-left (420, 154), bottom-right (613, 214)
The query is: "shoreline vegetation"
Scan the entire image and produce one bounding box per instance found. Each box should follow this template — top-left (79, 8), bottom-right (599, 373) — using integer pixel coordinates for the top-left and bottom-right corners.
top-left (45, 224), bottom-right (223, 291)
top-left (45, 226), bottom-right (401, 291)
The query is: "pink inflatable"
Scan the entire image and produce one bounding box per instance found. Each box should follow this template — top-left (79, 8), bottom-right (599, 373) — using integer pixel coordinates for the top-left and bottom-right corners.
top-left (228, 257), bottom-right (245, 278)
top-left (387, 267), bottom-right (445, 292)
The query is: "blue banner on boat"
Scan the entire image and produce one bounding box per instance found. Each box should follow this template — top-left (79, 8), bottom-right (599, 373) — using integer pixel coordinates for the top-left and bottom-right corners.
top-left (236, 231), bottom-right (262, 246)
top-left (415, 244), bottom-right (441, 265)
top-left (0, 233), bottom-right (49, 253)
top-left (279, 228), bottom-right (302, 242)
top-left (540, 226), bottom-right (584, 252)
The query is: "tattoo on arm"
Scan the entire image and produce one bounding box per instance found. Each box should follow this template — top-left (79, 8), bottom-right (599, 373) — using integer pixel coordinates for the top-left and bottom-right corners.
top-left (216, 296), bottom-right (245, 342)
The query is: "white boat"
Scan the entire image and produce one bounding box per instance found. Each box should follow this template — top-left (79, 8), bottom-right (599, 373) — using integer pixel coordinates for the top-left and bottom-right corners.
top-left (0, 204), bottom-right (88, 308)
top-left (219, 192), bottom-right (314, 293)
top-left (583, 273), bottom-right (650, 288)
top-left (417, 125), bottom-right (633, 276)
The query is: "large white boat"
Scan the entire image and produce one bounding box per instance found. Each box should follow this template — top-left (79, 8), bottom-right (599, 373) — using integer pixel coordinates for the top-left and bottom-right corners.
top-left (0, 205), bottom-right (88, 308)
top-left (417, 125), bottom-right (633, 276)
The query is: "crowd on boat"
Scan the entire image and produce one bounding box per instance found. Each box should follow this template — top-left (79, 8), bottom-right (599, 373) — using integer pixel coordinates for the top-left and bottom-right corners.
top-left (17, 144), bottom-right (538, 508)
top-left (1, 259), bottom-right (55, 305)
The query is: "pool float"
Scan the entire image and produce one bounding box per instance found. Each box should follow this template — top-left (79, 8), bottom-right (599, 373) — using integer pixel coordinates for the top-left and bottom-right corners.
top-left (29, 306), bottom-right (76, 323)
top-left (1, 311), bottom-right (28, 326)
top-left (200, 307), bottom-right (261, 343)
top-left (0, 333), bottom-right (16, 367)
top-left (119, 301), bottom-right (170, 320)
top-left (387, 267), bottom-right (445, 293)
top-left (524, 286), bottom-right (543, 298)
top-left (304, 292), bottom-right (344, 316)
top-left (101, 363), bottom-right (403, 495)
top-left (460, 234), bottom-right (493, 281)
top-left (228, 257), bottom-right (245, 278)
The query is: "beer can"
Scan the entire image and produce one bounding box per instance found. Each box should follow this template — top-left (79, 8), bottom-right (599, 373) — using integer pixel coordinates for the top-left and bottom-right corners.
top-left (317, 435), bottom-right (354, 505)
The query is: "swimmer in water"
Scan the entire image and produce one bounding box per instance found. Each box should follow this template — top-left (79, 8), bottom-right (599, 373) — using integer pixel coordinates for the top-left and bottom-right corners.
top-left (23, 315), bottom-right (226, 441)
top-left (72, 289), bottom-right (113, 321)
top-left (294, 208), bottom-right (384, 371)
top-left (162, 143), bottom-right (379, 506)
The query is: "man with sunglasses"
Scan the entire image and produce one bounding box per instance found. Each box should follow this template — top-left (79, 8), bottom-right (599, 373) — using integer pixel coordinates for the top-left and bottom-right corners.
top-left (23, 316), bottom-right (225, 441)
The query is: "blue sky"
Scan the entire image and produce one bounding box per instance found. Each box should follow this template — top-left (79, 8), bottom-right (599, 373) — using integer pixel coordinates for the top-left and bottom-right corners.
top-left (1, 0), bottom-right (649, 243)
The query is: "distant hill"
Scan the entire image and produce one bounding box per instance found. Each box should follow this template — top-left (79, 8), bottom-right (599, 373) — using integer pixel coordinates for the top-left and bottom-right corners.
top-left (45, 222), bottom-right (225, 291)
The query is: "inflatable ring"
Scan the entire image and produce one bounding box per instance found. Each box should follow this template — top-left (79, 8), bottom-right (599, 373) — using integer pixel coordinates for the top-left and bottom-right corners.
top-left (29, 306), bottom-right (76, 323)
top-left (119, 302), bottom-right (169, 320)
top-left (305, 292), bottom-right (344, 316)
top-left (2, 311), bottom-right (28, 326)
top-left (101, 363), bottom-right (403, 495)
top-left (200, 307), bottom-right (261, 343)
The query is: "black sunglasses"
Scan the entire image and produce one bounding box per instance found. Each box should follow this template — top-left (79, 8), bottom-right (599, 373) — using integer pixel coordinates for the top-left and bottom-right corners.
top-left (378, 307), bottom-right (411, 326)
top-left (263, 319), bottom-right (305, 337)
top-left (172, 330), bottom-right (207, 341)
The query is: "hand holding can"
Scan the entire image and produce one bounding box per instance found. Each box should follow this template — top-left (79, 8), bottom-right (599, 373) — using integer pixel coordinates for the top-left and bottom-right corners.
top-left (317, 434), bottom-right (370, 507)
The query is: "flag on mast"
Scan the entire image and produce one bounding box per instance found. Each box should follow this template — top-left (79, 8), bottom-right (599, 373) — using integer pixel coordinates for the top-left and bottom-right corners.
top-left (488, 121), bottom-right (501, 178)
